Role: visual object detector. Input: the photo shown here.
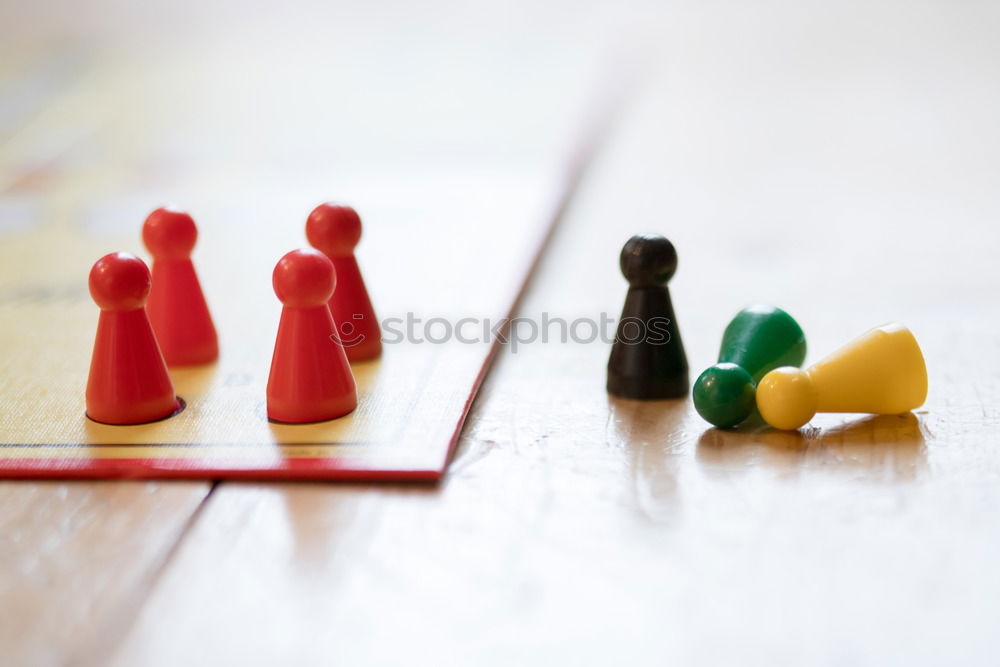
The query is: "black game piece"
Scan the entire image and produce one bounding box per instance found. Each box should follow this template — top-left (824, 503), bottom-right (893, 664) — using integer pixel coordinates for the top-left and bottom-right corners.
top-left (607, 234), bottom-right (688, 399)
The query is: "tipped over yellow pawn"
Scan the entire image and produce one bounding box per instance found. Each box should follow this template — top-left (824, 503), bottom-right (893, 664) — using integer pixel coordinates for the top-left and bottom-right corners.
top-left (756, 323), bottom-right (928, 430)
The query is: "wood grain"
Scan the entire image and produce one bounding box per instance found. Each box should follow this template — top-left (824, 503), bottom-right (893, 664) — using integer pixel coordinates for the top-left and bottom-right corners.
top-left (0, 481), bottom-right (210, 666)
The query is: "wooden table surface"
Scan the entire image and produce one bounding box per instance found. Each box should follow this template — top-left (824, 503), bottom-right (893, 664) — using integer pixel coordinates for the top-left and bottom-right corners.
top-left (2, 1), bottom-right (999, 665)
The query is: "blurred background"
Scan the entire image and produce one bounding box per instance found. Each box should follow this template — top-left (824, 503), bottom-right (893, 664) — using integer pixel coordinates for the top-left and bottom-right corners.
top-left (2, 0), bottom-right (996, 295)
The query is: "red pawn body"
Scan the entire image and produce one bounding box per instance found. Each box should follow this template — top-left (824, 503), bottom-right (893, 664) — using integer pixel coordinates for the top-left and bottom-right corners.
top-left (267, 249), bottom-right (358, 423)
top-left (306, 203), bottom-right (381, 361)
top-left (86, 252), bottom-right (179, 425)
top-left (143, 208), bottom-right (218, 366)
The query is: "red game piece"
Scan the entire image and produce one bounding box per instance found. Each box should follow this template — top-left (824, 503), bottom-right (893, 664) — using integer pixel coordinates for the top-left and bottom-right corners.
top-left (305, 203), bottom-right (382, 361)
top-left (142, 207), bottom-right (218, 366)
top-left (86, 252), bottom-right (179, 425)
top-left (266, 248), bottom-right (358, 423)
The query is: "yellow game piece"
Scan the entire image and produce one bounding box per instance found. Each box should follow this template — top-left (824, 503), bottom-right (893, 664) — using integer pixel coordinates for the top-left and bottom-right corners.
top-left (756, 323), bottom-right (928, 430)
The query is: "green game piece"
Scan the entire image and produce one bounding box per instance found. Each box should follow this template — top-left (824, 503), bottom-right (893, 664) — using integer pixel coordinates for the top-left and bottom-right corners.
top-left (692, 305), bottom-right (806, 428)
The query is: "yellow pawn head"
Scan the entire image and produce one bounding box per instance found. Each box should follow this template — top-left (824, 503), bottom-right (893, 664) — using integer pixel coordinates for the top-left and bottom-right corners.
top-left (756, 323), bottom-right (928, 430)
top-left (756, 367), bottom-right (818, 430)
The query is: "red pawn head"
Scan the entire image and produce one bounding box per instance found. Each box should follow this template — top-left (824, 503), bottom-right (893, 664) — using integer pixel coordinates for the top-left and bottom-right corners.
top-left (89, 252), bottom-right (152, 311)
top-left (305, 203), bottom-right (362, 258)
top-left (142, 207), bottom-right (197, 260)
top-left (273, 248), bottom-right (336, 308)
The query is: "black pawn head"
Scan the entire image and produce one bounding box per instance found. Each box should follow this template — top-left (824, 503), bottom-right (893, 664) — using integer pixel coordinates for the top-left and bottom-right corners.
top-left (619, 233), bottom-right (677, 287)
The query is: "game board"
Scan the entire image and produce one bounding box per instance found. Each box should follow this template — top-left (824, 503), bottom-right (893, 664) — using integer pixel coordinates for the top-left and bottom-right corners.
top-left (0, 27), bottom-right (610, 482)
top-left (0, 172), bottom-right (571, 481)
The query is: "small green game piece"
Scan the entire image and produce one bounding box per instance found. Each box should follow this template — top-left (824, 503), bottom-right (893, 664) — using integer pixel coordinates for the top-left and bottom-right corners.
top-left (693, 305), bottom-right (806, 428)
